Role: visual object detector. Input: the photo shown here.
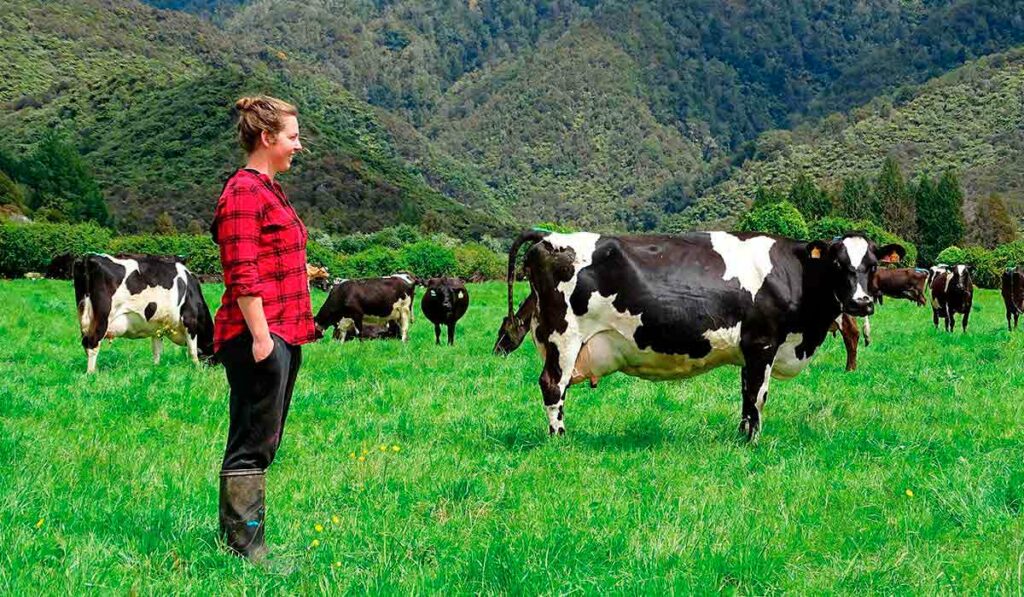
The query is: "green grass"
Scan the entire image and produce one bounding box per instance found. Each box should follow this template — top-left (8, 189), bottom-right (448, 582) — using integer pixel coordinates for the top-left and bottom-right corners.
top-left (1, 279), bottom-right (1023, 593)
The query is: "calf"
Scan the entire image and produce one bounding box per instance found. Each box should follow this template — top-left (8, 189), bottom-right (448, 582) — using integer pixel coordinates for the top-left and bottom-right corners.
top-left (421, 277), bottom-right (470, 345)
top-left (1002, 266), bottom-right (1024, 331)
top-left (73, 253), bottom-right (215, 373)
top-left (314, 274), bottom-right (416, 342)
top-left (931, 265), bottom-right (973, 332)
top-left (506, 229), bottom-right (904, 440)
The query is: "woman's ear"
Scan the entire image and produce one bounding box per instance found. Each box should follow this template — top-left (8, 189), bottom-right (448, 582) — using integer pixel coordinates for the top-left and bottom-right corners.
top-left (260, 129), bottom-right (274, 148)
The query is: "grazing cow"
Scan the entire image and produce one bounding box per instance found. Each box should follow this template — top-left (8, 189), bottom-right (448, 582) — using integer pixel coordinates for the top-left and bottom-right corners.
top-left (494, 292), bottom-right (538, 355)
top-left (873, 268), bottom-right (928, 306)
top-left (506, 229), bottom-right (904, 440)
top-left (421, 277), bottom-right (470, 345)
top-left (931, 265), bottom-right (973, 332)
top-left (307, 263), bottom-right (332, 292)
top-left (314, 274), bottom-right (416, 342)
top-left (46, 253), bottom-right (78, 279)
top-left (73, 253), bottom-right (215, 373)
top-left (1002, 266), bottom-right (1024, 331)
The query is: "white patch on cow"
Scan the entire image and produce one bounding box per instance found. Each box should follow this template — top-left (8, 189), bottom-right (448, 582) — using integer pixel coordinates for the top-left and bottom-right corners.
top-left (390, 273), bottom-right (414, 285)
top-left (955, 265), bottom-right (967, 278)
top-left (152, 336), bottom-right (163, 364)
top-left (755, 363), bottom-right (771, 410)
top-left (771, 333), bottom-right (812, 379)
top-left (709, 232), bottom-right (776, 300)
top-left (863, 316), bottom-right (871, 344)
top-left (86, 347), bottom-right (99, 374)
top-left (702, 322), bottom-right (742, 351)
top-left (842, 236), bottom-right (869, 269)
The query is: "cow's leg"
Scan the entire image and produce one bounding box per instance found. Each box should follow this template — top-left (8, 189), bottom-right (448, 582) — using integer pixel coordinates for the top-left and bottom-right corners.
top-left (933, 308), bottom-right (940, 329)
top-left (739, 347), bottom-right (777, 442)
top-left (398, 310), bottom-right (411, 343)
top-left (81, 304), bottom-right (109, 375)
top-left (962, 308), bottom-right (970, 332)
top-left (539, 340), bottom-right (581, 435)
top-left (186, 334), bottom-right (200, 365)
top-left (433, 323), bottom-right (441, 345)
top-left (946, 306), bottom-right (955, 332)
top-left (840, 317), bottom-right (859, 372)
top-left (152, 336), bottom-right (163, 365)
top-left (447, 323), bottom-right (455, 346)
top-left (862, 316), bottom-right (870, 347)
top-left (1007, 307), bottom-right (1013, 332)
top-left (1014, 310), bottom-right (1020, 330)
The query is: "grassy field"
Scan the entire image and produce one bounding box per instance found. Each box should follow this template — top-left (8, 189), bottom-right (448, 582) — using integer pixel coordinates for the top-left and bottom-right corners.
top-left (1, 279), bottom-right (1023, 594)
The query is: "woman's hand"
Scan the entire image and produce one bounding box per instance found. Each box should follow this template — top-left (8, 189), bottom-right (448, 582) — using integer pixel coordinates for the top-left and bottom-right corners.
top-left (252, 333), bottom-right (274, 363)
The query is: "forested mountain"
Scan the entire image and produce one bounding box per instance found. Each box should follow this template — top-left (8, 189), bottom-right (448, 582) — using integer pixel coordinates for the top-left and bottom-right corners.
top-left (3, 0), bottom-right (1022, 234)
top-left (0, 0), bottom-right (509, 236)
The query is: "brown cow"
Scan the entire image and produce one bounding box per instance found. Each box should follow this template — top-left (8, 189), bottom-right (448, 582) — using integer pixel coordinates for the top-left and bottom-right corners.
top-left (1002, 266), bottom-right (1024, 331)
top-left (873, 268), bottom-right (928, 306)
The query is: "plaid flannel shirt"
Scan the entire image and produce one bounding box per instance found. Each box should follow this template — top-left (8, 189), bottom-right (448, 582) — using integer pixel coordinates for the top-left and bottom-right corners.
top-left (211, 169), bottom-right (316, 353)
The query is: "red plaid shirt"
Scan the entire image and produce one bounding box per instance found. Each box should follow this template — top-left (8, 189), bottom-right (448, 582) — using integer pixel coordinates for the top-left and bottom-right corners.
top-left (211, 168), bottom-right (316, 353)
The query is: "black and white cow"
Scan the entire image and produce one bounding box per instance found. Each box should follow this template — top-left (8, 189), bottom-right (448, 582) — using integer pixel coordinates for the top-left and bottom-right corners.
top-left (314, 274), bottom-right (417, 342)
top-left (73, 253), bottom-right (215, 373)
top-left (1002, 266), bottom-right (1024, 331)
top-left (504, 230), bottom-right (904, 440)
top-left (931, 265), bottom-right (973, 332)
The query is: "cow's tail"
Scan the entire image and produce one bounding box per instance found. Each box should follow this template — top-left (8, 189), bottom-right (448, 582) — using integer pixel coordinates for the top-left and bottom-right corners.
top-left (72, 256), bottom-right (94, 335)
top-left (506, 229), bottom-right (551, 321)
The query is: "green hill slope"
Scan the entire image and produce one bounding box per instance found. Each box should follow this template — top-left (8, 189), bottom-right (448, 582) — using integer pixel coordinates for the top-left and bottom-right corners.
top-left (0, 0), bottom-right (509, 236)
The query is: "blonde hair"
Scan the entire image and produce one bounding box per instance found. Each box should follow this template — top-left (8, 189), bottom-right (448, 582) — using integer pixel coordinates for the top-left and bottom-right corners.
top-left (234, 95), bottom-right (298, 154)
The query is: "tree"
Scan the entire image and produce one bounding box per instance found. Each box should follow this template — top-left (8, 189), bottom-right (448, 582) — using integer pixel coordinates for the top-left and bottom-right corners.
top-left (916, 169), bottom-right (966, 264)
top-left (735, 200), bottom-right (809, 239)
top-left (787, 173), bottom-right (832, 220)
top-left (752, 185), bottom-right (785, 208)
top-left (154, 212), bottom-right (178, 235)
top-left (23, 131), bottom-right (109, 225)
top-left (875, 157), bottom-right (915, 241)
top-left (834, 175), bottom-right (872, 221)
top-left (970, 193), bottom-right (1018, 249)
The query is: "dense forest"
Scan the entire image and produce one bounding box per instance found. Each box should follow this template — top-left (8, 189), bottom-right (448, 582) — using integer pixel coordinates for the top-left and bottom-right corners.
top-left (2, 0), bottom-right (1022, 237)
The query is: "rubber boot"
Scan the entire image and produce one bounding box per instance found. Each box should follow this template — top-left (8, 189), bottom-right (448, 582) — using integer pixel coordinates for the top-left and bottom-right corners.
top-left (219, 469), bottom-right (267, 560)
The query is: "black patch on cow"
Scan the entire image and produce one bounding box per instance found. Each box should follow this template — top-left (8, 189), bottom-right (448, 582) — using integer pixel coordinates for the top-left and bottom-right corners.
top-left (73, 255), bottom-right (127, 349)
top-left (144, 302), bottom-right (157, 321)
top-left (176, 277), bottom-right (186, 301)
top-left (123, 255), bottom-right (181, 294)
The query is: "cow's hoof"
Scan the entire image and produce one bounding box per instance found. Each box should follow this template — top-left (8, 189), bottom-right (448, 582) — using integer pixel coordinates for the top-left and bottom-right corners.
top-left (738, 418), bottom-right (760, 443)
top-left (548, 425), bottom-right (566, 436)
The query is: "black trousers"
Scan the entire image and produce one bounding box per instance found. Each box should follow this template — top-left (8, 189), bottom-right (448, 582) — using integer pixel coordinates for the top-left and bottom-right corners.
top-left (219, 332), bottom-right (302, 472)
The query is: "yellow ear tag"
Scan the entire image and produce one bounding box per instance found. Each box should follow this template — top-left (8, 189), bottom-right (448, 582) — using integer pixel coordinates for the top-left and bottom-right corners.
top-left (810, 246), bottom-right (822, 259)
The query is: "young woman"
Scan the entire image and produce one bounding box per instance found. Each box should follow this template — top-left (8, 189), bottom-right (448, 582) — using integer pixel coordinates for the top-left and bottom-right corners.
top-left (211, 95), bottom-right (316, 559)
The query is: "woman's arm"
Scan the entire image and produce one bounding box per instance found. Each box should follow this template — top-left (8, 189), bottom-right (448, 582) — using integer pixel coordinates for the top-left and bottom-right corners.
top-left (238, 296), bottom-right (274, 361)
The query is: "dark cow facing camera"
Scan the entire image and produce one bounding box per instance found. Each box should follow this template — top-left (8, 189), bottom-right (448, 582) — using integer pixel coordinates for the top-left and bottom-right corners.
top-left (314, 274), bottom-right (416, 342)
top-left (931, 265), bottom-right (973, 332)
top-left (421, 277), bottom-right (470, 345)
top-left (73, 253), bottom-right (215, 373)
top-left (506, 229), bottom-right (904, 441)
top-left (1001, 266), bottom-right (1024, 331)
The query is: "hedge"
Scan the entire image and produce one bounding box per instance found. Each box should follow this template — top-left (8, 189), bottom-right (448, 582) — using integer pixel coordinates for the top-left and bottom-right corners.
top-left (936, 241), bottom-right (1024, 289)
top-left (108, 234), bottom-right (220, 275)
top-left (734, 201), bottom-right (809, 239)
top-left (0, 222), bottom-right (111, 277)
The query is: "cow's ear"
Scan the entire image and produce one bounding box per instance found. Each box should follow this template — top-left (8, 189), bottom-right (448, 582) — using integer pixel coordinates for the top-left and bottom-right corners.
top-left (804, 240), bottom-right (829, 261)
top-left (875, 244), bottom-right (906, 264)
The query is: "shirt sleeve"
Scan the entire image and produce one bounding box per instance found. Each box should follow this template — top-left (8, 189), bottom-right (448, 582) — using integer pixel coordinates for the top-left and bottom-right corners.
top-left (215, 182), bottom-right (264, 297)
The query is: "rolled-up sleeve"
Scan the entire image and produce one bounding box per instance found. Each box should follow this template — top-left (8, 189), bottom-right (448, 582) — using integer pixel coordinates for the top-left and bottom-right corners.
top-left (215, 185), bottom-right (264, 297)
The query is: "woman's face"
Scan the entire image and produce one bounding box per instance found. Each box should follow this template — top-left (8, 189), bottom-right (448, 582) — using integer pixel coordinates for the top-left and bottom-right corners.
top-left (264, 115), bottom-right (302, 173)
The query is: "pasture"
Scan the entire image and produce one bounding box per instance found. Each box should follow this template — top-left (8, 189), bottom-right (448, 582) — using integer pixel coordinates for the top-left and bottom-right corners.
top-left (1, 279), bottom-right (1023, 594)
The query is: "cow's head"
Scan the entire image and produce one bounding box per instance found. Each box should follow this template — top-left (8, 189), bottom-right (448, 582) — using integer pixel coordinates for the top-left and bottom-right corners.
top-left (425, 278), bottom-right (459, 312)
top-left (948, 264), bottom-right (973, 294)
top-left (806, 234), bottom-right (905, 317)
top-left (494, 314), bottom-right (530, 355)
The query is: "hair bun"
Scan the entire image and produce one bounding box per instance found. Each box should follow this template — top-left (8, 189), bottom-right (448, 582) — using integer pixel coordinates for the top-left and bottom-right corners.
top-left (235, 96), bottom-right (261, 111)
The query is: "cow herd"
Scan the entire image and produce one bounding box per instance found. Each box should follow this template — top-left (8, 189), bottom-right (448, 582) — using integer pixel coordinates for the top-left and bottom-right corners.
top-left (62, 230), bottom-right (1024, 440)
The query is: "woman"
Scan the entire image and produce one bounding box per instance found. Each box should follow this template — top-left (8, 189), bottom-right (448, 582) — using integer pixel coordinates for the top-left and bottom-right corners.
top-left (211, 95), bottom-right (316, 559)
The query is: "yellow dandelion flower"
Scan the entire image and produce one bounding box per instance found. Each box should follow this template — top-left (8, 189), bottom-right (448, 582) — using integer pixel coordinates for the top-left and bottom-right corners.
top-left (379, 445), bottom-right (387, 452)
top-left (334, 561), bottom-right (342, 568)
top-left (905, 489), bottom-right (914, 498)
top-left (331, 515), bottom-right (340, 524)
top-left (35, 517), bottom-right (44, 529)
top-left (349, 452), bottom-right (356, 459)
top-left (358, 456), bottom-right (366, 462)
top-left (311, 539), bottom-right (321, 548)
top-left (315, 523), bottom-right (324, 533)
top-left (392, 445), bottom-right (400, 452)
top-left (361, 449), bottom-right (369, 456)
